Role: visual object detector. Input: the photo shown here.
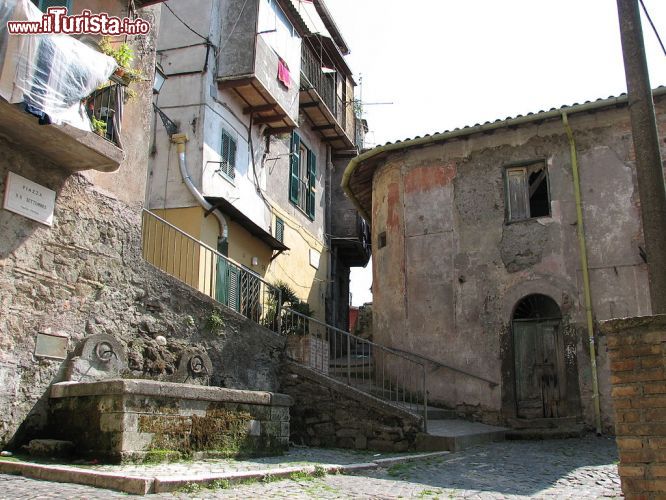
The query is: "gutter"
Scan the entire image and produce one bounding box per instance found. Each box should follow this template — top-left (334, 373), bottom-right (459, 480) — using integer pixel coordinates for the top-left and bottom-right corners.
top-left (562, 112), bottom-right (602, 436)
top-left (342, 87), bottom-right (666, 225)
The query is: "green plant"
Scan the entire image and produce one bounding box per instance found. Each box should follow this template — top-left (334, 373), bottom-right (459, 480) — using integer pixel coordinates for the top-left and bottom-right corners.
top-left (289, 471), bottom-right (315, 482)
top-left (313, 465), bottom-right (327, 478)
top-left (99, 37), bottom-right (133, 69)
top-left (206, 309), bottom-right (225, 333)
top-left (91, 116), bottom-right (107, 136)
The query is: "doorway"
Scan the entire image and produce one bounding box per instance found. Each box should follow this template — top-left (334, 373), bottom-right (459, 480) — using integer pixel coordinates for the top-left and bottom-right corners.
top-left (512, 294), bottom-right (565, 419)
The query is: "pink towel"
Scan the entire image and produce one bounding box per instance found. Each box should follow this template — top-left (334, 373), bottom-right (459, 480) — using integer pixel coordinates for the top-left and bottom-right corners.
top-left (278, 58), bottom-right (291, 89)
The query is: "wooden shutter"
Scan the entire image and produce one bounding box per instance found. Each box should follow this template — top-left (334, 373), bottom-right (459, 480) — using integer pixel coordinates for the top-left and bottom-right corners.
top-left (506, 167), bottom-right (529, 221)
top-left (227, 265), bottom-right (240, 312)
top-left (221, 130), bottom-right (236, 179)
top-left (275, 217), bottom-right (284, 243)
top-left (306, 149), bottom-right (316, 219)
top-left (290, 132), bottom-right (300, 203)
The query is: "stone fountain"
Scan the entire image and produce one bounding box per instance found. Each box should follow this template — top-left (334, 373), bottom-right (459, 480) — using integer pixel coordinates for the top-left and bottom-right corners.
top-left (46, 334), bottom-right (291, 463)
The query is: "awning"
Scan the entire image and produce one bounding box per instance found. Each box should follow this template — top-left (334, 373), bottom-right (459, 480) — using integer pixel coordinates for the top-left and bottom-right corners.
top-left (205, 197), bottom-right (289, 252)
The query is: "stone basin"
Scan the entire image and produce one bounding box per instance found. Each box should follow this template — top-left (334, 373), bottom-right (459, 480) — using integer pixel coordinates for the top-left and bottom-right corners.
top-left (48, 379), bottom-right (292, 463)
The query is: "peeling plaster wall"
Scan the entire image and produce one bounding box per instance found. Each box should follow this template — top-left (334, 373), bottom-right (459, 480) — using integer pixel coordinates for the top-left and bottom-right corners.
top-left (371, 99), bottom-right (666, 429)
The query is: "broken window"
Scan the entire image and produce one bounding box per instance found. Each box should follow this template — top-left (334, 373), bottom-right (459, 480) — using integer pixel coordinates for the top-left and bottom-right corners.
top-left (505, 161), bottom-right (550, 222)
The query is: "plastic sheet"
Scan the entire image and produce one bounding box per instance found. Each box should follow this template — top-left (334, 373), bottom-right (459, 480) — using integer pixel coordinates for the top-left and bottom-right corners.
top-left (0, 0), bottom-right (117, 130)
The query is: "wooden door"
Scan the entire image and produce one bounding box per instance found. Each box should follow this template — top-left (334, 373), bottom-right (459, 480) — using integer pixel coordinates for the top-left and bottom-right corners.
top-left (513, 319), bottom-right (565, 419)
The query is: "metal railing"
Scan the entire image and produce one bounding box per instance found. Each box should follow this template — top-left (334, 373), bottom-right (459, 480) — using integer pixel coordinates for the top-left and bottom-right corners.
top-left (141, 210), bottom-right (282, 333)
top-left (301, 43), bottom-right (337, 114)
top-left (141, 210), bottom-right (428, 429)
top-left (282, 307), bottom-right (428, 431)
top-left (86, 81), bottom-right (124, 147)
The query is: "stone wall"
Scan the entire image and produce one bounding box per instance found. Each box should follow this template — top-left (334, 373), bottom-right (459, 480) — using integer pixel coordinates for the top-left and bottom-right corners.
top-left (48, 379), bottom-right (291, 463)
top-left (0, 146), bottom-right (285, 448)
top-left (281, 362), bottom-right (423, 452)
top-left (603, 315), bottom-right (666, 498)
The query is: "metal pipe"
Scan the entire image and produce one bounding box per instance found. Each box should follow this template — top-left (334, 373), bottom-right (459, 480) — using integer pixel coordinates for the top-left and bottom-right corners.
top-left (171, 133), bottom-right (229, 242)
top-left (562, 112), bottom-right (602, 436)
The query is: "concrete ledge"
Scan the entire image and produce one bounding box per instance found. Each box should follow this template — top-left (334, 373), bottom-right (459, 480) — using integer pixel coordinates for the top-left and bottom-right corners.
top-left (51, 379), bottom-right (293, 407)
top-left (599, 314), bottom-right (666, 336)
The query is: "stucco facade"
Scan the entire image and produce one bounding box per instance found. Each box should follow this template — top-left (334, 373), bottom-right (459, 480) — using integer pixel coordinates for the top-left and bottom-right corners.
top-left (149, 0), bottom-right (367, 326)
top-left (344, 90), bottom-right (666, 432)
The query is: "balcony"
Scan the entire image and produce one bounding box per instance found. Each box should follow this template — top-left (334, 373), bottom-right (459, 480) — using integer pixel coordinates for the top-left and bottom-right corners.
top-left (0, 3), bottom-right (126, 172)
top-left (0, 97), bottom-right (124, 172)
top-left (217, 24), bottom-right (300, 131)
top-left (299, 41), bottom-right (357, 151)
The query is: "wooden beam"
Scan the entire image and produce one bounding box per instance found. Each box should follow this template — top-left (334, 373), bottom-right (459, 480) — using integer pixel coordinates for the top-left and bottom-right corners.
top-left (218, 77), bottom-right (254, 89)
top-left (265, 126), bottom-right (294, 135)
top-left (321, 136), bottom-right (342, 143)
top-left (300, 102), bottom-right (320, 109)
top-left (253, 114), bottom-right (287, 125)
top-left (243, 103), bottom-right (277, 115)
top-left (312, 124), bottom-right (336, 131)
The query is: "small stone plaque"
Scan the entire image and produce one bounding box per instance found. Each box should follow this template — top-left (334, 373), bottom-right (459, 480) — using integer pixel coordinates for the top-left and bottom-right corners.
top-left (309, 248), bottom-right (320, 269)
top-left (3, 171), bottom-right (56, 226)
top-left (34, 331), bottom-right (68, 361)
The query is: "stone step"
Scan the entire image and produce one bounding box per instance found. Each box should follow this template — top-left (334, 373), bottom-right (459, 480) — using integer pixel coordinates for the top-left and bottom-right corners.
top-left (505, 416), bottom-right (580, 430)
top-left (505, 426), bottom-right (586, 440)
top-left (415, 419), bottom-right (507, 453)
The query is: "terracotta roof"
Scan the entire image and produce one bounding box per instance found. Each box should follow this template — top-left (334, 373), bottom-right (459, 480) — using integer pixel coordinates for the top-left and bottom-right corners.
top-left (342, 86), bottom-right (666, 225)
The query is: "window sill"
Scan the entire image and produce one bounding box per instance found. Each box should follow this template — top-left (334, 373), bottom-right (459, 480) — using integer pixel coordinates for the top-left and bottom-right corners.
top-left (291, 201), bottom-right (315, 222)
top-left (505, 215), bottom-right (552, 225)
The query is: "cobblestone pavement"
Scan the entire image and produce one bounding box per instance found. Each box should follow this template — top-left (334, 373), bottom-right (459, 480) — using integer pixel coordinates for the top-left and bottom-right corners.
top-left (0, 435), bottom-right (621, 499)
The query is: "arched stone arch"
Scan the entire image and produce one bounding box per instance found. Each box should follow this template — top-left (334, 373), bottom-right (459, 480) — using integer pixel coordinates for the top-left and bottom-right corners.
top-left (501, 278), bottom-right (578, 324)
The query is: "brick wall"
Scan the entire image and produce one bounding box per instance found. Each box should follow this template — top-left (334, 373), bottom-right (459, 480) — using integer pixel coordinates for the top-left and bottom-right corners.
top-left (602, 315), bottom-right (666, 499)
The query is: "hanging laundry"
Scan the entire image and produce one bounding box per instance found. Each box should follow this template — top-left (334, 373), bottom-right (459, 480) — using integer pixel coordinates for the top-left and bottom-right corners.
top-left (277, 57), bottom-right (291, 89)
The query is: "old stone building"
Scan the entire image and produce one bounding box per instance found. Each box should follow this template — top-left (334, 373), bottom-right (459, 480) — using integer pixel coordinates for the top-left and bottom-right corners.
top-left (343, 88), bottom-right (666, 433)
top-left (0, 0), bottom-right (284, 451)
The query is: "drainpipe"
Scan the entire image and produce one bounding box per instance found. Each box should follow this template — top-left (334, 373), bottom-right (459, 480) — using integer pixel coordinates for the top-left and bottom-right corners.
top-left (561, 112), bottom-right (602, 436)
top-left (171, 133), bottom-right (229, 242)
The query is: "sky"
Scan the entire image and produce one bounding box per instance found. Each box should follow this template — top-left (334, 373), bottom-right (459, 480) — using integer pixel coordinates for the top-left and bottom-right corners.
top-left (323, 0), bottom-right (666, 306)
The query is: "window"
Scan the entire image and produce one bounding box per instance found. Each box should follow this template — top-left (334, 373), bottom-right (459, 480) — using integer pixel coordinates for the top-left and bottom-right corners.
top-left (32, 0), bottom-right (71, 11)
top-left (275, 217), bottom-right (284, 243)
top-left (289, 132), bottom-right (316, 219)
top-left (505, 161), bottom-right (550, 222)
top-left (218, 129), bottom-right (236, 180)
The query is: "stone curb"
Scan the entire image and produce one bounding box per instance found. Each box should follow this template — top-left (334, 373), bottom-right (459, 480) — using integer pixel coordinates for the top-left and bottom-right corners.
top-left (0, 460), bottom-right (152, 495)
top-left (0, 450), bottom-right (451, 495)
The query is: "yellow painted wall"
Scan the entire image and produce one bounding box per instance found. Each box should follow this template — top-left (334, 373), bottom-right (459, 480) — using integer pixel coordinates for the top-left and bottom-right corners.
top-left (143, 206), bottom-right (329, 324)
top-left (264, 208), bottom-right (329, 323)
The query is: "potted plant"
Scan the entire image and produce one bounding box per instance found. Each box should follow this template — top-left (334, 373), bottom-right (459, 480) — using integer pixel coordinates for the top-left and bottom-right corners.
top-left (91, 116), bottom-right (107, 137)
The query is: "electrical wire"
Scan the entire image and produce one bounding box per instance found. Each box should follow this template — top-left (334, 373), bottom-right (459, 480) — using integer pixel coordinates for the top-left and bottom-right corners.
top-left (639, 0), bottom-right (666, 57)
top-left (164, 3), bottom-right (210, 44)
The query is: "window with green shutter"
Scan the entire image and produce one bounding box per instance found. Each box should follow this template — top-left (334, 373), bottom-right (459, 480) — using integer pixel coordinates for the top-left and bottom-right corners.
top-left (218, 129), bottom-right (236, 180)
top-left (275, 217), bottom-right (284, 243)
top-left (32, 0), bottom-right (71, 11)
top-left (289, 131), bottom-right (316, 220)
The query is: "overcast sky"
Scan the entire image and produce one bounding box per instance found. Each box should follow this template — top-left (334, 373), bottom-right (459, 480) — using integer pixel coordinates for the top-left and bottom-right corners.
top-left (324, 0), bottom-right (666, 306)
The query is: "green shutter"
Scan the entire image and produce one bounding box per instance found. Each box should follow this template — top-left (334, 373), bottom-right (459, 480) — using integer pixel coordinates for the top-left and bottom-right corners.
top-left (220, 130), bottom-right (236, 179)
top-left (289, 132), bottom-right (300, 203)
top-left (306, 149), bottom-right (316, 219)
top-left (38, 0), bottom-right (71, 11)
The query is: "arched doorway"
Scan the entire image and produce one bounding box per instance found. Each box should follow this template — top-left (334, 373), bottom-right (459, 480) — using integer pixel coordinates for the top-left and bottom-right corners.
top-left (512, 294), bottom-right (565, 419)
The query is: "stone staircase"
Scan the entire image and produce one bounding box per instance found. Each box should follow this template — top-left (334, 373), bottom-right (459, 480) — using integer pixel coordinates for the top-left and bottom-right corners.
top-left (325, 357), bottom-right (508, 452)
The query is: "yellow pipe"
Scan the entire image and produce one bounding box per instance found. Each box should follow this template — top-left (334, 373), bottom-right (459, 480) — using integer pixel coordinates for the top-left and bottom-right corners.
top-left (562, 112), bottom-right (602, 435)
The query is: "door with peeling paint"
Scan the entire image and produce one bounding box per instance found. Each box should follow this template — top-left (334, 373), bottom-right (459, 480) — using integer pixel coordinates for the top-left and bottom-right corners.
top-left (513, 319), bottom-right (566, 419)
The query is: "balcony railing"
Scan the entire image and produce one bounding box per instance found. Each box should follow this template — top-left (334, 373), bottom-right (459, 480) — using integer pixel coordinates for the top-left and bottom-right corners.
top-left (301, 43), bottom-right (337, 115)
top-left (141, 210), bottom-right (283, 333)
top-left (86, 81), bottom-right (124, 147)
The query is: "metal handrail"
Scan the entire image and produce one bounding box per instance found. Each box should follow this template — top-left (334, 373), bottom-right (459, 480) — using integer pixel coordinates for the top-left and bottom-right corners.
top-left (388, 346), bottom-right (499, 387)
top-left (282, 307), bottom-right (428, 432)
top-left (141, 209), bottom-right (282, 332)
